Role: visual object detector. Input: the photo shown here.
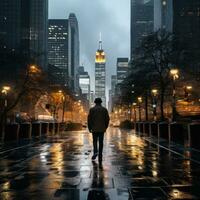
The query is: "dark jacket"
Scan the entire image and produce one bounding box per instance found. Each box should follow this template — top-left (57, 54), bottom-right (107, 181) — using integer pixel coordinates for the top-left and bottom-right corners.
top-left (87, 105), bottom-right (110, 133)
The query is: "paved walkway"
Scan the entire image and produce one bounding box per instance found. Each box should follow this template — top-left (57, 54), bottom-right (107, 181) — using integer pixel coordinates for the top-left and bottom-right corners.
top-left (0, 128), bottom-right (200, 199)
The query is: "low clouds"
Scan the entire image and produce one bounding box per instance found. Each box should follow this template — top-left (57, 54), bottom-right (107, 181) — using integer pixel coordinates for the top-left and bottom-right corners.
top-left (49, 0), bottom-right (130, 92)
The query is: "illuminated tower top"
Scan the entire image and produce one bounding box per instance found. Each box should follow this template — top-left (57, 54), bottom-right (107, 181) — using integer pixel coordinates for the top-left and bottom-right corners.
top-left (95, 35), bottom-right (106, 63)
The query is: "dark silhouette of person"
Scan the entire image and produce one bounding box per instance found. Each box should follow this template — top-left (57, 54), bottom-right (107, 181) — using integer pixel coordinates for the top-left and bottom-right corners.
top-left (87, 98), bottom-right (110, 164)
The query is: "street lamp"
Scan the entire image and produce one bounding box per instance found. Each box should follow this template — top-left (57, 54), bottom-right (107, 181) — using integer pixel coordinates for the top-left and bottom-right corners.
top-left (151, 89), bottom-right (158, 121)
top-left (58, 90), bottom-right (66, 123)
top-left (170, 68), bottom-right (179, 121)
top-left (184, 85), bottom-right (192, 101)
top-left (29, 65), bottom-right (40, 74)
top-left (1, 86), bottom-right (11, 107)
top-left (1, 86), bottom-right (11, 140)
top-left (137, 97), bottom-right (142, 121)
top-left (132, 102), bottom-right (137, 122)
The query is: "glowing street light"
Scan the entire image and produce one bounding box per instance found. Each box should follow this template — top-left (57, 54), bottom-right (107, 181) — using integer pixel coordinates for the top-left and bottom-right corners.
top-left (186, 86), bottom-right (192, 90)
top-left (151, 89), bottom-right (158, 121)
top-left (170, 68), bottom-right (179, 121)
top-left (2, 86), bottom-right (11, 95)
top-left (2, 86), bottom-right (11, 107)
top-left (1, 85), bottom-right (11, 138)
top-left (137, 97), bottom-right (142, 103)
top-left (184, 85), bottom-right (193, 101)
top-left (170, 69), bottom-right (179, 80)
top-left (152, 89), bottom-right (158, 97)
top-left (137, 97), bottom-right (142, 121)
top-left (132, 102), bottom-right (137, 122)
top-left (29, 65), bottom-right (40, 74)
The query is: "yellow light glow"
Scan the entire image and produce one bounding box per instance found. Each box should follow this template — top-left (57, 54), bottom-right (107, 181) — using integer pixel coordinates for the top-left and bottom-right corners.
top-left (95, 50), bottom-right (106, 63)
top-left (137, 97), bottom-right (142, 103)
top-left (152, 89), bottom-right (158, 96)
top-left (172, 189), bottom-right (180, 197)
top-left (2, 86), bottom-right (11, 94)
top-left (170, 69), bottom-right (178, 75)
top-left (186, 86), bottom-right (192, 90)
top-left (3, 86), bottom-right (11, 91)
top-left (29, 65), bottom-right (41, 74)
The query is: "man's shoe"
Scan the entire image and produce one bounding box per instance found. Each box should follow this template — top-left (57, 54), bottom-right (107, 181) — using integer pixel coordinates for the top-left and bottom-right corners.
top-left (91, 154), bottom-right (98, 160)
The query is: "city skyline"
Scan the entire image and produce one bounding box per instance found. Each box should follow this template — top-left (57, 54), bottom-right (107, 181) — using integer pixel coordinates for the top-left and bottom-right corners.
top-left (49, 0), bottom-right (130, 94)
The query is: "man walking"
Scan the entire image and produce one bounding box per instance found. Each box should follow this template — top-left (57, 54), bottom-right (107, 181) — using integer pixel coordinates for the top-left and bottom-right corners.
top-left (87, 98), bottom-right (110, 164)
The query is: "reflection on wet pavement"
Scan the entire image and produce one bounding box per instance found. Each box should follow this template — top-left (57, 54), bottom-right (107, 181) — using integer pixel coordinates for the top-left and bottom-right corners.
top-left (0, 128), bottom-right (200, 199)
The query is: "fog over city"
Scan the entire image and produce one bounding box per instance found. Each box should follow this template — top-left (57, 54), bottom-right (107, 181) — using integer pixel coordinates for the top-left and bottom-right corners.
top-left (49, 0), bottom-right (130, 92)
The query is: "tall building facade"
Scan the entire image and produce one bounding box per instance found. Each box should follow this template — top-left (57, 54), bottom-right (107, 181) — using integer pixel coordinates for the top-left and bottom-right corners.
top-left (108, 75), bottom-right (117, 112)
top-left (0, 0), bottom-right (48, 71)
top-left (172, 1), bottom-right (200, 47)
top-left (68, 13), bottom-right (80, 93)
top-left (130, 0), bottom-right (154, 60)
top-left (173, 0), bottom-right (200, 76)
top-left (78, 66), bottom-right (90, 103)
top-left (48, 19), bottom-right (69, 86)
top-left (95, 40), bottom-right (106, 107)
top-left (154, 0), bottom-right (173, 31)
top-left (154, 0), bottom-right (200, 76)
top-left (117, 58), bottom-right (129, 84)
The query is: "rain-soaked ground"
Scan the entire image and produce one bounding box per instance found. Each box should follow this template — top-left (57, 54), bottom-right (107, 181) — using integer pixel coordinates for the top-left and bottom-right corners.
top-left (0, 128), bottom-right (200, 200)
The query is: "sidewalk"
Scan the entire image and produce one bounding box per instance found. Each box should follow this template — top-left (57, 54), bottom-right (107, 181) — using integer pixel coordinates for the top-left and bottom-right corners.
top-left (0, 128), bottom-right (200, 199)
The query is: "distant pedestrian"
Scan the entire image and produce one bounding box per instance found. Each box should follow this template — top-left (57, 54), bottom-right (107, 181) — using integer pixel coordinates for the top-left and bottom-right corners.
top-left (87, 98), bottom-right (110, 164)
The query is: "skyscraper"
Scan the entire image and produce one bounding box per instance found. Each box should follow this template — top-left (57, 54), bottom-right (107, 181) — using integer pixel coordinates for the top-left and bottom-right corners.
top-left (0, 0), bottom-right (48, 71)
top-left (116, 58), bottom-right (129, 84)
top-left (155, 0), bottom-right (200, 75)
top-left (130, 0), bottom-right (154, 60)
top-left (29, 0), bottom-right (48, 70)
top-left (78, 66), bottom-right (90, 103)
top-left (154, 0), bottom-right (173, 31)
top-left (95, 39), bottom-right (106, 107)
top-left (68, 13), bottom-right (80, 93)
top-left (173, 0), bottom-right (200, 76)
top-left (172, 0), bottom-right (200, 47)
top-left (48, 19), bottom-right (69, 86)
top-left (108, 75), bottom-right (117, 112)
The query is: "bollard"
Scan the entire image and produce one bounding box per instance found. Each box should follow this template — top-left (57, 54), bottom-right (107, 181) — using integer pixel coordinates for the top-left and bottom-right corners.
top-left (159, 122), bottom-right (169, 140)
top-left (18, 122), bottom-right (32, 139)
top-left (32, 122), bottom-right (41, 137)
top-left (150, 122), bottom-right (158, 137)
top-left (139, 122), bottom-right (144, 134)
top-left (136, 122), bottom-right (139, 133)
top-left (169, 122), bottom-right (187, 145)
top-left (4, 123), bottom-right (19, 142)
top-left (55, 122), bottom-right (60, 135)
top-left (60, 123), bottom-right (66, 131)
top-left (49, 123), bottom-right (55, 136)
top-left (188, 122), bottom-right (200, 149)
top-left (143, 122), bottom-right (150, 136)
top-left (131, 122), bottom-right (135, 130)
top-left (41, 122), bottom-right (49, 136)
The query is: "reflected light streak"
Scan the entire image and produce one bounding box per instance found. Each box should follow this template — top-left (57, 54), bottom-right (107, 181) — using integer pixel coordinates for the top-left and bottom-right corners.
top-left (2, 182), bottom-right (10, 190)
top-left (127, 134), bottom-right (145, 169)
top-left (171, 189), bottom-right (180, 198)
top-left (51, 144), bottom-right (64, 173)
top-left (152, 170), bottom-right (158, 177)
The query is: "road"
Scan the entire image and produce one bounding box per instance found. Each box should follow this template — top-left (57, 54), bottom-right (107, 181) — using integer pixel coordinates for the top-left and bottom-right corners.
top-left (0, 128), bottom-right (200, 199)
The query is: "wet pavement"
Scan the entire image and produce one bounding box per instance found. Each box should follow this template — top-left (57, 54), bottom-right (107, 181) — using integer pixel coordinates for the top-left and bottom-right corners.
top-left (0, 128), bottom-right (200, 199)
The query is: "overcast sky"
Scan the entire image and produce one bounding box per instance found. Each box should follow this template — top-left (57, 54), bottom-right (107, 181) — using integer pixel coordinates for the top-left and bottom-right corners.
top-left (49, 0), bottom-right (130, 96)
